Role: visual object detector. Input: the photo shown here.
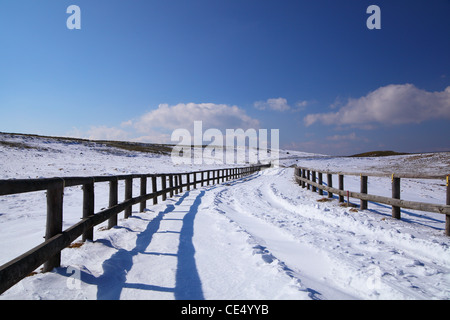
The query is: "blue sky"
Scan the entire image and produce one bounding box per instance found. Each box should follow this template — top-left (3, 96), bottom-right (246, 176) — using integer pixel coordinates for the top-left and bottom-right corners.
top-left (0, 0), bottom-right (449, 155)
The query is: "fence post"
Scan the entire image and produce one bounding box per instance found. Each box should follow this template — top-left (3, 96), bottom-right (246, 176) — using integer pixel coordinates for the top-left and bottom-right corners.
top-left (108, 178), bottom-right (118, 229)
top-left (306, 170), bottom-right (310, 190)
top-left (327, 173), bottom-right (333, 198)
top-left (169, 174), bottom-right (174, 197)
top-left (338, 174), bottom-right (344, 203)
top-left (124, 177), bottom-right (133, 218)
top-left (161, 175), bottom-right (167, 201)
top-left (140, 176), bottom-right (147, 213)
top-left (174, 175), bottom-right (179, 195)
top-left (178, 174), bottom-right (183, 193)
top-left (301, 169), bottom-right (305, 188)
top-left (318, 172), bottom-right (323, 195)
top-left (445, 175), bottom-right (449, 236)
top-left (43, 180), bottom-right (64, 272)
top-left (312, 171), bottom-right (317, 192)
top-left (193, 172), bottom-right (197, 189)
top-left (82, 179), bottom-right (94, 242)
top-left (360, 175), bottom-right (368, 210)
top-left (152, 176), bottom-right (158, 205)
top-left (392, 176), bottom-right (401, 219)
top-left (186, 173), bottom-right (190, 191)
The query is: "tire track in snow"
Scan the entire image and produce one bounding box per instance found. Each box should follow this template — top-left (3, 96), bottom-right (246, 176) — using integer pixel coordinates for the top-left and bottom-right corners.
top-left (209, 167), bottom-right (450, 299)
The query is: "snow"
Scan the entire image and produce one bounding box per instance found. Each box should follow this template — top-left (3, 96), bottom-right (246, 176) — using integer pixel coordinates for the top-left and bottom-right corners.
top-left (0, 133), bottom-right (449, 300)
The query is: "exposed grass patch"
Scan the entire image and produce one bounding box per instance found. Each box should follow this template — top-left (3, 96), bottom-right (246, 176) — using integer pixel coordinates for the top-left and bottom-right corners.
top-left (68, 242), bottom-right (84, 248)
top-left (0, 139), bottom-right (49, 151)
top-left (0, 131), bottom-right (174, 156)
top-left (349, 150), bottom-right (409, 157)
top-left (316, 197), bottom-right (332, 202)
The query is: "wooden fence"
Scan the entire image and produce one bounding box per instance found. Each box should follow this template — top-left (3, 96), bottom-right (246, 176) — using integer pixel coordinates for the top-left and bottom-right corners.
top-left (0, 164), bottom-right (269, 294)
top-left (294, 166), bottom-right (450, 237)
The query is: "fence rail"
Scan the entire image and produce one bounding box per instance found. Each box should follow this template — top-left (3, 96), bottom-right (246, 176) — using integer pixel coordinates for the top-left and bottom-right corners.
top-left (0, 164), bottom-right (269, 294)
top-left (294, 166), bottom-right (450, 236)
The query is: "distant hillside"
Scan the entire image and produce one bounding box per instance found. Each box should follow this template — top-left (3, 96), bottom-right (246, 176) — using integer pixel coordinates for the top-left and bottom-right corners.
top-left (349, 150), bottom-right (410, 157)
top-left (0, 132), bottom-right (174, 155)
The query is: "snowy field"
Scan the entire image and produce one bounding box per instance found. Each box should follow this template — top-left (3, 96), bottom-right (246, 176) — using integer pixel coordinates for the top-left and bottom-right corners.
top-left (0, 133), bottom-right (449, 300)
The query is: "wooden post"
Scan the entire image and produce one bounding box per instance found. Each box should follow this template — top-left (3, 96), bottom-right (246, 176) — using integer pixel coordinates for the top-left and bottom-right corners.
top-left (43, 180), bottom-right (64, 272)
top-left (446, 175), bottom-right (449, 236)
top-left (347, 190), bottom-right (350, 207)
top-left (318, 172), bottom-right (323, 195)
top-left (301, 169), bottom-right (306, 188)
top-left (169, 174), bottom-right (174, 197)
top-left (161, 175), bottom-right (167, 201)
top-left (207, 171), bottom-right (210, 185)
top-left (307, 170), bottom-right (311, 190)
top-left (179, 174), bottom-right (183, 193)
top-left (360, 175), bottom-right (368, 210)
top-left (82, 179), bottom-right (94, 242)
top-left (193, 172), bottom-right (197, 189)
top-left (338, 174), bottom-right (344, 203)
top-left (174, 174), bottom-right (179, 195)
top-left (392, 176), bottom-right (401, 219)
top-left (152, 176), bottom-right (158, 205)
top-left (312, 171), bottom-right (317, 193)
top-left (327, 173), bottom-right (333, 198)
top-left (186, 173), bottom-right (190, 191)
top-left (124, 177), bottom-right (133, 218)
top-left (108, 178), bottom-right (118, 229)
top-left (140, 176), bottom-right (147, 213)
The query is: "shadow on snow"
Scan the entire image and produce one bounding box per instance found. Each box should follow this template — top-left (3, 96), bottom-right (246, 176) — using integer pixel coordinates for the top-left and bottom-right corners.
top-left (57, 190), bottom-right (205, 300)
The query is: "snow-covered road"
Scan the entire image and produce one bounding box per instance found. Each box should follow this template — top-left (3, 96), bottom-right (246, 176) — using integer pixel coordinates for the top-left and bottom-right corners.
top-left (2, 167), bottom-right (449, 300)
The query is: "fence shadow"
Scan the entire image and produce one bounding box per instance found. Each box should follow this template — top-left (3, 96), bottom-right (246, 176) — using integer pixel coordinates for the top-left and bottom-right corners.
top-left (174, 190), bottom-right (205, 300)
top-left (55, 189), bottom-right (208, 299)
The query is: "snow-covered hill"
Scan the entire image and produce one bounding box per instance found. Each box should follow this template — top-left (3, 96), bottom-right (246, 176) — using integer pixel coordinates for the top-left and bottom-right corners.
top-left (0, 133), bottom-right (449, 300)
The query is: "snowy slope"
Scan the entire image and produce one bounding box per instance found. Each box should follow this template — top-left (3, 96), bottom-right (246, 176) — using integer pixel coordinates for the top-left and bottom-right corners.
top-left (0, 133), bottom-right (449, 300)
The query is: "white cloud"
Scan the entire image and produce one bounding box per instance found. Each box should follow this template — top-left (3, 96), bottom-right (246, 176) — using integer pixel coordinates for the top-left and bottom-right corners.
top-left (296, 100), bottom-right (308, 108)
top-left (304, 84), bottom-right (450, 127)
top-left (69, 102), bottom-right (261, 144)
top-left (133, 102), bottom-right (260, 133)
top-left (254, 98), bottom-right (290, 111)
top-left (254, 97), bottom-right (310, 112)
top-left (326, 132), bottom-right (368, 143)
